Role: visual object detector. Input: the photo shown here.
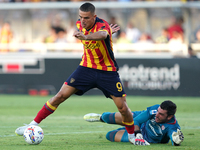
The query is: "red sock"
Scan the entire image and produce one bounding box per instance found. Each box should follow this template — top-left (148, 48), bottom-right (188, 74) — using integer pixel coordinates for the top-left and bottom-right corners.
top-left (122, 121), bottom-right (135, 134)
top-left (34, 101), bottom-right (57, 124)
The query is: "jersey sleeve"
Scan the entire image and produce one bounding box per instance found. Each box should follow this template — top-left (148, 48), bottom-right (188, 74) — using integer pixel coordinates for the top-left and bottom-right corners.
top-left (168, 125), bottom-right (181, 145)
top-left (134, 110), bottom-right (150, 126)
top-left (97, 21), bottom-right (111, 36)
top-left (134, 104), bottom-right (159, 126)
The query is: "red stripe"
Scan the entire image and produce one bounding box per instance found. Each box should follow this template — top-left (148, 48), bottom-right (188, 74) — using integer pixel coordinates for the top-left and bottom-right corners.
top-left (88, 49), bottom-right (97, 69)
top-left (95, 48), bottom-right (107, 70)
top-left (82, 52), bottom-right (87, 67)
top-left (167, 117), bottom-right (176, 125)
top-left (101, 41), bottom-right (116, 71)
top-left (135, 139), bottom-right (145, 142)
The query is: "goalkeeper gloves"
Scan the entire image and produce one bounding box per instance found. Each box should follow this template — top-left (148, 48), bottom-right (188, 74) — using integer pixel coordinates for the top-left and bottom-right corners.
top-left (128, 130), bottom-right (150, 146)
top-left (135, 130), bottom-right (150, 146)
top-left (172, 129), bottom-right (184, 146)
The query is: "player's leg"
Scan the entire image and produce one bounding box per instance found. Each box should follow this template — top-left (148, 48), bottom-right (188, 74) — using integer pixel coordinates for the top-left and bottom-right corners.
top-left (34, 83), bottom-right (78, 123)
top-left (15, 83), bottom-right (78, 136)
top-left (96, 70), bottom-right (135, 143)
top-left (106, 128), bottom-right (129, 142)
top-left (84, 111), bottom-right (143, 125)
top-left (15, 66), bottom-right (96, 136)
top-left (101, 112), bottom-right (123, 125)
top-left (84, 112), bottom-right (124, 125)
top-left (111, 95), bottom-right (134, 133)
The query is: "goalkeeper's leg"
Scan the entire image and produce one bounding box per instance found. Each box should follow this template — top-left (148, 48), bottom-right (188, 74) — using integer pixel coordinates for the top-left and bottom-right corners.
top-left (106, 128), bottom-right (129, 142)
top-left (101, 112), bottom-right (124, 125)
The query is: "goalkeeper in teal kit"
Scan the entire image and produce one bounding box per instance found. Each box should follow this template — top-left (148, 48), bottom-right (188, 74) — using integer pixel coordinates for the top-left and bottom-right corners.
top-left (84, 100), bottom-right (184, 146)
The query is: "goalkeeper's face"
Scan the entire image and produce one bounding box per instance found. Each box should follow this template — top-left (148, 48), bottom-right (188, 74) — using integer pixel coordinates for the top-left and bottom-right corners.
top-left (155, 107), bottom-right (172, 123)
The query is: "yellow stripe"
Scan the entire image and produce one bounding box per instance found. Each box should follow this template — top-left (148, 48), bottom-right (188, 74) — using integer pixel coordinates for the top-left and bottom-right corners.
top-left (46, 101), bottom-right (57, 111)
top-left (86, 49), bottom-right (92, 68)
top-left (122, 121), bottom-right (134, 126)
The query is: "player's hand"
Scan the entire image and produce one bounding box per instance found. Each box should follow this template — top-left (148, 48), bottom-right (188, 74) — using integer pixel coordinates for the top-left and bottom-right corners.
top-left (73, 31), bottom-right (87, 40)
top-left (172, 129), bottom-right (184, 145)
top-left (110, 24), bottom-right (120, 34)
top-left (134, 133), bottom-right (150, 146)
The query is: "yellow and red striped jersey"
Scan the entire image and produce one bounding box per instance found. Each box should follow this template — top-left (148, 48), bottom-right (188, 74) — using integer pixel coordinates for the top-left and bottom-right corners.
top-left (76, 17), bottom-right (118, 71)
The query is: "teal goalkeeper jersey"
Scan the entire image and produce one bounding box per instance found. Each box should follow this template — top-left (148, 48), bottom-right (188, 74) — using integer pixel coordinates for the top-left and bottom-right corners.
top-left (133, 104), bottom-right (181, 145)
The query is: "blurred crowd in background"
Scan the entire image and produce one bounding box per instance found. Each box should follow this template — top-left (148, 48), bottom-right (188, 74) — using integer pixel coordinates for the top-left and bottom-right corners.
top-left (0, 1), bottom-right (200, 58)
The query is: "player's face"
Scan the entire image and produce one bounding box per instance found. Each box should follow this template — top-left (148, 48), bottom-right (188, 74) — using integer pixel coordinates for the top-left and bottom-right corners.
top-left (155, 107), bottom-right (170, 123)
top-left (79, 10), bottom-right (96, 30)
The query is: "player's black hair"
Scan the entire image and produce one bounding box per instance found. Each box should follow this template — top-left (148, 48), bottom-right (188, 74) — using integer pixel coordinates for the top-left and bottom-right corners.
top-left (79, 2), bottom-right (95, 14)
top-left (160, 100), bottom-right (177, 116)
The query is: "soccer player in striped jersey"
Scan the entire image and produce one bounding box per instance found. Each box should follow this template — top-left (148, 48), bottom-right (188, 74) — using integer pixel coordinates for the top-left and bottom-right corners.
top-left (15, 2), bottom-right (142, 145)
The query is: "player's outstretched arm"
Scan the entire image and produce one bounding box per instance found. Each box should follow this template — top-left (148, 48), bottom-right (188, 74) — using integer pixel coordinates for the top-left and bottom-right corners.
top-left (73, 30), bottom-right (107, 41)
top-left (110, 24), bottom-right (120, 34)
top-left (172, 129), bottom-right (184, 146)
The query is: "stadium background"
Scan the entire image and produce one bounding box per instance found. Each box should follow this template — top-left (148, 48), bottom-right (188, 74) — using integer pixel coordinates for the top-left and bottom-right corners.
top-left (0, 1), bottom-right (200, 97)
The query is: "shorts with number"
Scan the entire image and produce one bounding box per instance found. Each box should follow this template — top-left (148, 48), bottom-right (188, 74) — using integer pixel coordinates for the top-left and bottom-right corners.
top-left (65, 66), bottom-right (126, 98)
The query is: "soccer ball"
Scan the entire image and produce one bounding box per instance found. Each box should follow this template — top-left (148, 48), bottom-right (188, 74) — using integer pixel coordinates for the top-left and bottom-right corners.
top-left (23, 125), bottom-right (44, 145)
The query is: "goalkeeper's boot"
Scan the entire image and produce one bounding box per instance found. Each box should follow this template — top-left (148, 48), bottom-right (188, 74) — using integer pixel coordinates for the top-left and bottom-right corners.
top-left (83, 113), bottom-right (101, 122)
top-left (15, 124), bottom-right (30, 136)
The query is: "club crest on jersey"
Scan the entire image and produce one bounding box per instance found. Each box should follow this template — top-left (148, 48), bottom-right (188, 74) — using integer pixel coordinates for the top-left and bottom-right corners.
top-left (70, 78), bottom-right (75, 83)
top-left (161, 125), bottom-right (165, 130)
top-left (150, 110), bottom-right (157, 115)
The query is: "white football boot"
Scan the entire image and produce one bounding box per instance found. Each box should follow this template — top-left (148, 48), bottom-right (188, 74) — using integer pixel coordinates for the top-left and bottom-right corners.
top-left (128, 133), bottom-right (136, 144)
top-left (83, 113), bottom-right (101, 122)
top-left (15, 124), bottom-right (30, 136)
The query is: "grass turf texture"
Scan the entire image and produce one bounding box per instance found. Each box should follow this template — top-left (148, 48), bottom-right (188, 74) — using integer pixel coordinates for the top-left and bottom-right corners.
top-left (0, 95), bottom-right (199, 150)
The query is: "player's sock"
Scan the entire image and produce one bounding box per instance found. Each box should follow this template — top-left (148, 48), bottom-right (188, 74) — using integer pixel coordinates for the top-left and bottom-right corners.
top-left (34, 101), bottom-right (57, 124)
top-left (122, 121), bottom-right (134, 134)
top-left (101, 112), bottom-right (116, 124)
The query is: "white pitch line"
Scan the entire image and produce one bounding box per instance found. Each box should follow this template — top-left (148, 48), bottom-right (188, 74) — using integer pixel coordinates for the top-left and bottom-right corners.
top-left (0, 131), bottom-right (106, 138)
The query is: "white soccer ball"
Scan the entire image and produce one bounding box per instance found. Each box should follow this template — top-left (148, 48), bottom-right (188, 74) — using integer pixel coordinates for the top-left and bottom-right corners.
top-left (23, 125), bottom-right (44, 145)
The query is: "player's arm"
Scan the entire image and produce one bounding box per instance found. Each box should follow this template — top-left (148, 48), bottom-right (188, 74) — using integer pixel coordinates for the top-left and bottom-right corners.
top-left (110, 24), bottom-right (120, 34)
top-left (73, 30), bottom-right (107, 41)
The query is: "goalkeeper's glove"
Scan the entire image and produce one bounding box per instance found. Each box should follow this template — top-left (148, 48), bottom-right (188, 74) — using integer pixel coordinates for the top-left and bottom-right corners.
top-left (134, 130), bottom-right (150, 146)
top-left (172, 129), bottom-right (184, 146)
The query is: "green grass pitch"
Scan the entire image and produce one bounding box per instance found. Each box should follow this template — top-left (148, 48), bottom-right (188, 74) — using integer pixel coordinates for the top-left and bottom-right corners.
top-left (0, 95), bottom-right (200, 150)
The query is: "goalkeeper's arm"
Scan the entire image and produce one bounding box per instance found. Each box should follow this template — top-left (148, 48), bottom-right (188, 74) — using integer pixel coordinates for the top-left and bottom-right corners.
top-left (172, 129), bottom-right (184, 146)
